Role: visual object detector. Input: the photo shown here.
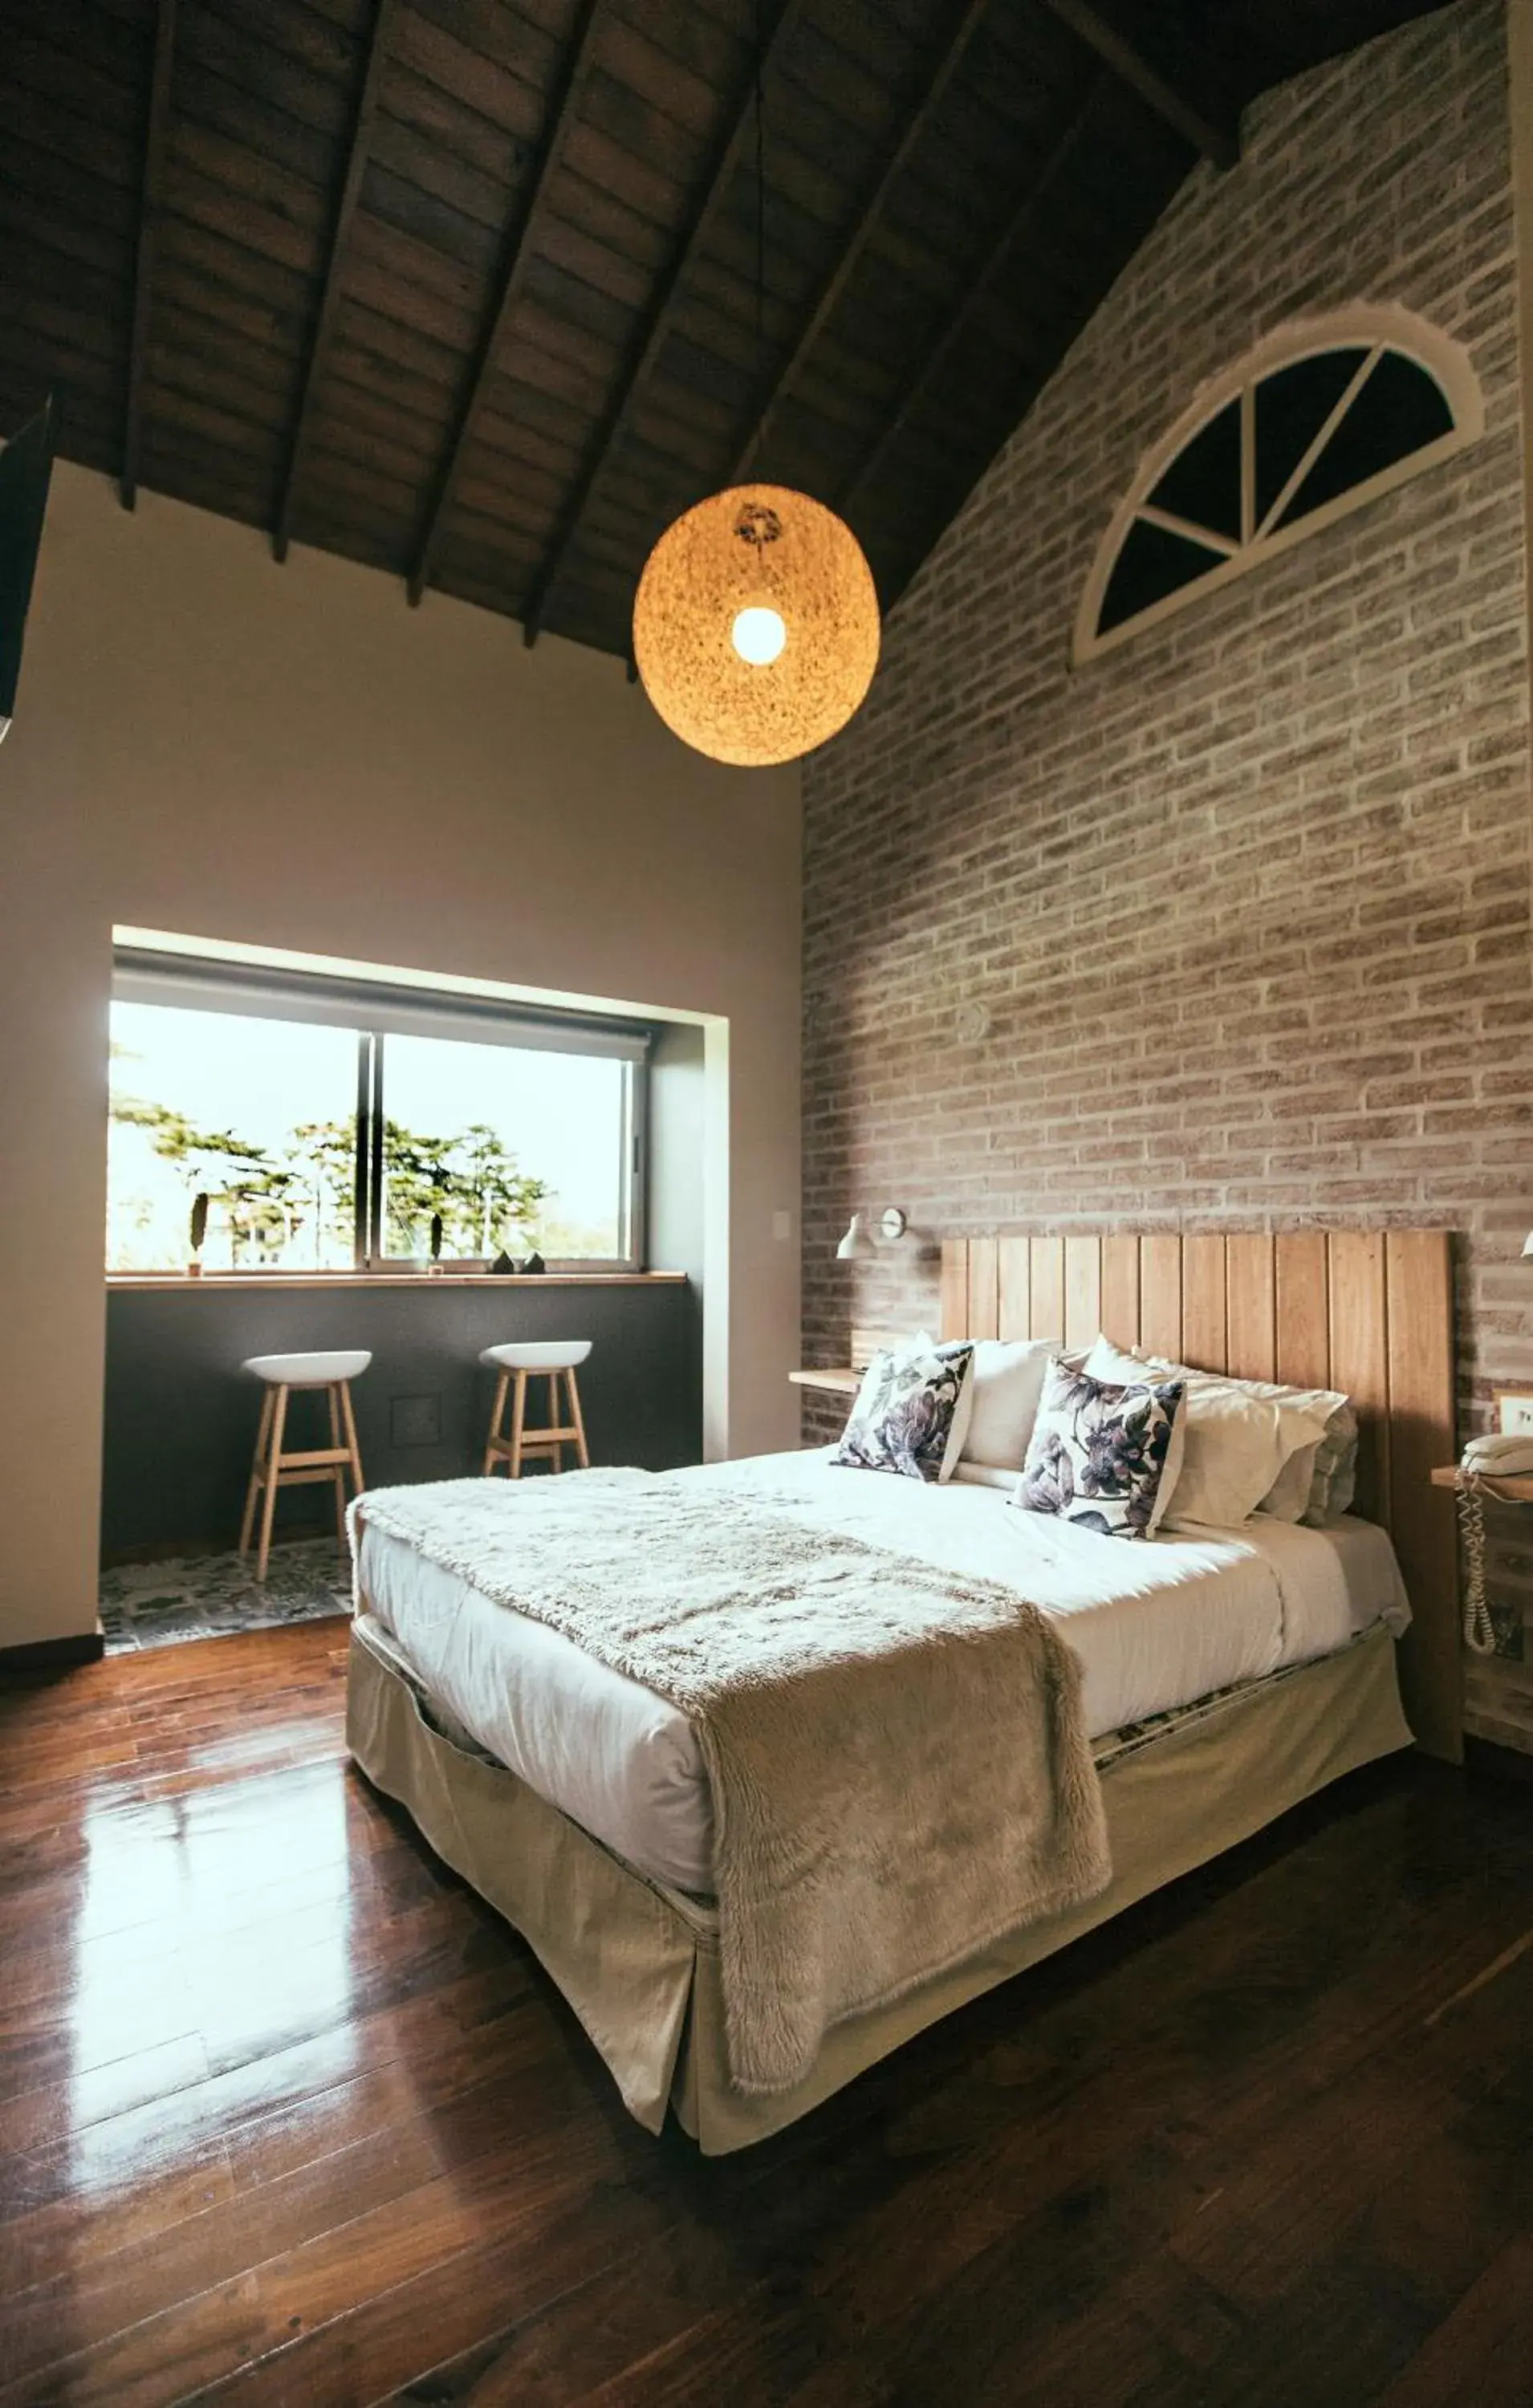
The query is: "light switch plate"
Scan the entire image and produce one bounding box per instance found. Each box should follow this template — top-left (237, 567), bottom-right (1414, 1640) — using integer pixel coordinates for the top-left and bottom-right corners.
top-left (772, 1210), bottom-right (792, 1241)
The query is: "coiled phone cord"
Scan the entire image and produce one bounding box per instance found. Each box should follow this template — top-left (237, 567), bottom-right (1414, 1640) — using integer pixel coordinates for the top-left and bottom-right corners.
top-left (1456, 1475), bottom-right (1499, 1654)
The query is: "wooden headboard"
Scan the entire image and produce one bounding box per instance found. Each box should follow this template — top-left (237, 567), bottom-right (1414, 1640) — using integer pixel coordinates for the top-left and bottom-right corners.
top-left (936, 1229), bottom-right (1460, 1763)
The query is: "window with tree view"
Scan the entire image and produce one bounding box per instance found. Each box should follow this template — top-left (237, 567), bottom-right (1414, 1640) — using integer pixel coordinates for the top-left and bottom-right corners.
top-left (107, 977), bottom-right (644, 1274)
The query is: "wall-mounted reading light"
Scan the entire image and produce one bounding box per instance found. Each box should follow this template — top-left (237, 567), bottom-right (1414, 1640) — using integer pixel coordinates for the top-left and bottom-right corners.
top-left (835, 1207), bottom-right (909, 1260)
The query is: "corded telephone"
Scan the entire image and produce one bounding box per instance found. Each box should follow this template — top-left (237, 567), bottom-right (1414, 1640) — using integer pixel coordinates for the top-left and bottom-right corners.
top-left (1455, 1436), bottom-right (1533, 1653)
top-left (1460, 1434), bottom-right (1533, 1479)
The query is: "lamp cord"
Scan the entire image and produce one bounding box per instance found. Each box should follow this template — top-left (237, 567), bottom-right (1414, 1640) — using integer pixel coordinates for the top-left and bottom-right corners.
top-left (754, 0), bottom-right (766, 401)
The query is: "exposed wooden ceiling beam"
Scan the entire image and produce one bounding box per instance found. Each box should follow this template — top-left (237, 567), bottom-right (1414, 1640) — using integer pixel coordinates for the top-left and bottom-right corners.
top-left (839, 74), bottom-right (1108, 526)
top-left (272, 0), bottom-right (401, 564)
top-left (1037, 0), bottom-right (1238, 168)
top-left (518, 0), bottom-right (808, 648)
top-left (406, 0), bottom-right (610, 607)
top-left (120, 0), bottom-right (176, 510)
top-left (726, 0), bottom-right (990, 490)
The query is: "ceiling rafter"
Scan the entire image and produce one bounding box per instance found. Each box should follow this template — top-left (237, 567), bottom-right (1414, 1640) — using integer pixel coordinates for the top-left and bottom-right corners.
top-left (405, 0), bottom-right (611, 608)
top-left (840, 72), bottom-right (1109, 529)
top-left (725, 0), bottom-right (992, 490)
top-left (120, 0), bottom-right (177, 510)
top-left (2, 0), bottom-right (1432, 655)
top-left (272, 0), bottom-right (401, 565)
top-left (1036, 0), bottom-right (1238, 167)
top-left (518, 0), bottom-right (810, 649)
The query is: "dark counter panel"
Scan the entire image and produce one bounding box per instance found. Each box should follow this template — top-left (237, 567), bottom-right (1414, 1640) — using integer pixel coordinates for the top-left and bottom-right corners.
top-left (102, 1279), bottom-right (700, 1560)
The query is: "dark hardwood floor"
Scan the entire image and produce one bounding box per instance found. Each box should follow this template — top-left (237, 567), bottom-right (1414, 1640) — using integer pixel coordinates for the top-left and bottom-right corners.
top-left (2, 1621), bottom-right (1531, 2407)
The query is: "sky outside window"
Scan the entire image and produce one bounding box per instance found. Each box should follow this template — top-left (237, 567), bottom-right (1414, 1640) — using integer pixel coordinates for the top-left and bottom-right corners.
top-left (107, 1000), bottom-right (630, 1269)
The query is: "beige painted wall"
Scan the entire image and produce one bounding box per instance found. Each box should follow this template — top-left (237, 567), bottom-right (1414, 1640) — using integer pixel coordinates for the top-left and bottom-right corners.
top-left (0, 463), bottom-right (801, 1648)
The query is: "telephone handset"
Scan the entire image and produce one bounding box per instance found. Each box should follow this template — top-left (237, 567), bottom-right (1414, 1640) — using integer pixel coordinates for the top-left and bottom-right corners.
top-left (1456, 1437), bottom-right (1533, 1653)
top-left (1460, 1434), bottom-right (1533, 1480)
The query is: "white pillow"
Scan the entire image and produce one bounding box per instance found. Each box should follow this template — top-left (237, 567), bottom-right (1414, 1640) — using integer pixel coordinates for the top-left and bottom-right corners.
top-left (1065, 1344), bottom-right (1186, 1536)
top-left (1084, 1336), bottom-right (1329, 1529)
top-left (1128, 1347), bottom-right (1355, 1525)
top-left (959, 1337), bottom-right (1057, 1471)
top-left (951, 1459), bottom-right (1020, 1491)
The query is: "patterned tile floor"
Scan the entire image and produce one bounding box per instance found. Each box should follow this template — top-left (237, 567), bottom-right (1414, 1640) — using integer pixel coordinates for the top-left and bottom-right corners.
top-left (100, 1539), bottom-right (352, 1653)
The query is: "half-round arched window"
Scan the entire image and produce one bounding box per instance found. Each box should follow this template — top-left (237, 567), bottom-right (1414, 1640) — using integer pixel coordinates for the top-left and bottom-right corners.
top-left (1074, 307), bottom-right (1482, 664)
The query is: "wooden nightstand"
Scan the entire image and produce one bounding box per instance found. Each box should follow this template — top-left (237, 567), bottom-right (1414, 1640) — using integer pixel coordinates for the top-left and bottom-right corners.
top-left (789, 1368), bottom-right (861, 1396)
top-left (1430, 1466), bottom-right (1533, 1503)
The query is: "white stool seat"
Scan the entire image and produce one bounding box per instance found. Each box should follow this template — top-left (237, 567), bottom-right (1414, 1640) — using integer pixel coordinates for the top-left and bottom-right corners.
top-left (480, 1340), bottom-right (591, 1374)
top-left (244, 1349), bottom-right (372, 1388)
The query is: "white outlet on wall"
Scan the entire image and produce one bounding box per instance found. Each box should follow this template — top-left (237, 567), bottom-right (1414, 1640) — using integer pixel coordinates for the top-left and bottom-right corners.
top-left (772, 1210), bottom-right (792, 1241)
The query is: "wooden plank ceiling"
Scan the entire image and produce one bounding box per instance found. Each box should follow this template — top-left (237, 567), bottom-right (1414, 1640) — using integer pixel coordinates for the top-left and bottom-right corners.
top-left (0, 0), bottom-right (1450, 664)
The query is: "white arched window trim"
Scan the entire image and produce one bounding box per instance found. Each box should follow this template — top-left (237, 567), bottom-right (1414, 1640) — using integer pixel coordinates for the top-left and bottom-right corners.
top-left (1072, 304), bottom-right (1484, 666)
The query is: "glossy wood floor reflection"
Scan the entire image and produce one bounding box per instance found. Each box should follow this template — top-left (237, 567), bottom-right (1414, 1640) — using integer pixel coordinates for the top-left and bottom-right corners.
top-left (3, 1629), bottom-right (1533, 2408)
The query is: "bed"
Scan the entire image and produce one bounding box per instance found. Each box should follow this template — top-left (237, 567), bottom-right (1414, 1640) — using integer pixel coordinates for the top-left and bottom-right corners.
top-left (345, 1225), bottom-right (1458, 2154)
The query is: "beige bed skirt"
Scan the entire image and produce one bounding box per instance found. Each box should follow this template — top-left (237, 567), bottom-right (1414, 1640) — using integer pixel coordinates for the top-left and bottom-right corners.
top-left (345, 1613), bottom-right (1411, 2154)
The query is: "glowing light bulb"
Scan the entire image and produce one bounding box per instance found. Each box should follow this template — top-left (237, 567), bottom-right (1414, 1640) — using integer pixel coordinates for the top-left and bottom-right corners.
top-left (730, 605), bottom-right (787, 665)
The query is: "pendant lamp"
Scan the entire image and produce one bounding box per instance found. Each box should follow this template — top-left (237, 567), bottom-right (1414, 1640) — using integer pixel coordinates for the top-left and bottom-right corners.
top-left (630, 10), bottom-right (880, 767)
top-left (633, 483), bottom-right (880, 767)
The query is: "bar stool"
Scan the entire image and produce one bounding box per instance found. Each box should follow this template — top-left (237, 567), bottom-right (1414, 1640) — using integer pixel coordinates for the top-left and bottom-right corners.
top-left (481, 1340), bottom-right (591, 1479)
top-left (239, 1349), bottom-right (371, 1580)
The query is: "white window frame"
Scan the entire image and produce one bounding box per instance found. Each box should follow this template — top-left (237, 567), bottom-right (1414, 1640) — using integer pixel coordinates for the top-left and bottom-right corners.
top-left (1073, 304), bottom-right (1485, 666)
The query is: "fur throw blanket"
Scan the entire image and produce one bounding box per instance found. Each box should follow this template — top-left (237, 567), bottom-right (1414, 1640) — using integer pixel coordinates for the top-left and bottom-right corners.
top-left (352, 1470), bottom-right (1110, 2096)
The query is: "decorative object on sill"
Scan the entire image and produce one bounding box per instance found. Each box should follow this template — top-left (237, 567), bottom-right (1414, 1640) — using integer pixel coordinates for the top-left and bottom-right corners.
top-left (629, 20), bottom-right (877, 767)
top-left (836, 1209), bottom-right (909, 1261)
top-left (490, 1250), bottom-right (515, 1275)
top-left (186, 1190), bottom-right (208, 1278)
top-left (522, 1250), bottom-right (546, 1275)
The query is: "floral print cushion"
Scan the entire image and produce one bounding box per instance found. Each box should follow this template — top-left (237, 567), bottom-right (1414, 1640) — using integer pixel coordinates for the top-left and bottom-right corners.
top-left (1012, 1357), bottom-right (1184, 1540)
top-left (834, 1338), bottom-right (975, 1483)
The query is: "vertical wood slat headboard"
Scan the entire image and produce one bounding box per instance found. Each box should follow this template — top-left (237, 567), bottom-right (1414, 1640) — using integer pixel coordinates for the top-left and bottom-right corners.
top-left (938, 1229), bottom-right (1460, 1763)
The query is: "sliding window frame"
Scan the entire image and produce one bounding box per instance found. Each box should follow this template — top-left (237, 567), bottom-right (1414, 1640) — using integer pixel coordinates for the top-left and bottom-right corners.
top-left (112, 947), bottom-right (655, 1275)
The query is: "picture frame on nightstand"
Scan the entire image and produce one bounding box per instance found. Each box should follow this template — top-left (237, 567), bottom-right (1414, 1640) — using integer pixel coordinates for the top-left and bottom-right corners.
top-left (1494, 1387), bottom-right (1533, 1436)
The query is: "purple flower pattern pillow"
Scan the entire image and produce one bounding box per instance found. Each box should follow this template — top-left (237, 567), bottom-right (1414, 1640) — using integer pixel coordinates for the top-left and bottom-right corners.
top-left (1012, 1357), bottom-right (1183, 1540)
top-left (834, 1340), bottom-right (974, 1483)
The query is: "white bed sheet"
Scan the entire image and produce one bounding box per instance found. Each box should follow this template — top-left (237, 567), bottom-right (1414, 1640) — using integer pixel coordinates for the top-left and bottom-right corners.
top-left (355, 1447), bottom-right (1410, 1896)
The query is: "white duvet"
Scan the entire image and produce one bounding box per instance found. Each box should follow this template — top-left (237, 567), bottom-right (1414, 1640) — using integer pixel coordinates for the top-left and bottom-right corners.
top-left (355, 1446), bottom-right (1410, 1895)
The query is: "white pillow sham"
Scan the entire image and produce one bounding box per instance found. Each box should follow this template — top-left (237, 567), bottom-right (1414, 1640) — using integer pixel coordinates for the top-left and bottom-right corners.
top-left (1084, 1336), bottom-right (1330, 1529)
top-left (1128, 1345), bottom-right (1356, 1525)
top-left (958, 1336), bottom-right (1057, 1471)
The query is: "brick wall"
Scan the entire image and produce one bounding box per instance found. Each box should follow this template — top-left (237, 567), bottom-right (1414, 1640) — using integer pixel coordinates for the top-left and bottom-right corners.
top-left (800, 0), bottom-right (1533, 1749)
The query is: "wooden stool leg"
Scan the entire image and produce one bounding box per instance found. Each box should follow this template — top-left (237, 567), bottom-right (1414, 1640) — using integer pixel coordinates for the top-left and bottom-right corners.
top-left (338, 1380), bottom-right (364, 1496)
top-left (484, 1369), bottom-right (509, 1476)
top-left (240, 1387), bottom-right (274, 1556)
top-left (548, 1373), bottom-right (563, 1474)
top-left (509, 1369), bottom-right (527, 1479)
top-left (255, 1385), bottom-right (289, 1583)
top-left (567, 1365), bottom-right (590, 1469)
top-left (327, 1385), bottom-right (348, 1548)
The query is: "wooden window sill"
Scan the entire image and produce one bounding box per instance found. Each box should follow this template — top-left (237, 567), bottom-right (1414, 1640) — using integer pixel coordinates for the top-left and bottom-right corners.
top-left (107, 1271), bottom-right (685, 1291)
